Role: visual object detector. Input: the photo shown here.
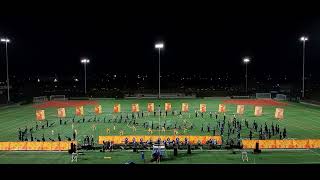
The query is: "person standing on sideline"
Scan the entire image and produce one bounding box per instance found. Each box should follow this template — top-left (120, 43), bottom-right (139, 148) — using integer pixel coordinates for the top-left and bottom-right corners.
top-left (73, 130), bottom-right (77, 140)
top-left (141, 151), bottom-right (145, 163)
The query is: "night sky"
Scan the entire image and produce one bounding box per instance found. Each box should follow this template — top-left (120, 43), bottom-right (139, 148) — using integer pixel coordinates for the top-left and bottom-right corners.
top-left (1, 13), bottom-right (320, 82)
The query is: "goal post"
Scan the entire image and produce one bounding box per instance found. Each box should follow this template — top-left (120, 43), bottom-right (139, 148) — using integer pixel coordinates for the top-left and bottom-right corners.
top-left (50, 95), bottom-right (66, 101)
top-left (275, 94), bottom-right (287, 100)
top-left (255, 93), bottom-right (271, 99)
top-left (33, 96), bottom-right (48, 103)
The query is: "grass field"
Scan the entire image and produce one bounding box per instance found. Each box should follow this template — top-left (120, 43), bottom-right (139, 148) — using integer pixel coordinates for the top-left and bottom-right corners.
top-left (0, 98), bottom-right (320, 164)
top-left (1, 149), bottom-right (320, 164)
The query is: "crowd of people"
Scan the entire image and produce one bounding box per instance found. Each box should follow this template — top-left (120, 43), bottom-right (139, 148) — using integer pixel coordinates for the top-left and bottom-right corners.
top-left (17, 105), bottom-right (288, 151)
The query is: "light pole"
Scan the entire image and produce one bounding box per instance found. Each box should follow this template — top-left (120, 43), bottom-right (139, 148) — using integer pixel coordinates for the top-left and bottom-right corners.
top-left (300, 36), bottom-right (308, 98)
top-left (155, 43), bottom-right (164, 100)
top-left (155, 42), bottom-right (164, 139)
top-left (80, 58), bottom-right (90, 95)
top-left (1, 38), bottom-right (11, 103)
top-left (243, 57), bottom-right (250, 95)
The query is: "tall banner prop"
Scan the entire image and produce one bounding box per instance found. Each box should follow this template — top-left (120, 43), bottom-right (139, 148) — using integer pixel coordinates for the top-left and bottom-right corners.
top-left (57, 108), bottom-right (66, 118)
top-left (113, 104), bottom-right (121, 113)
top-left (237, 105), bottom-right (244, 115)
top-left (200, 104), bottom-right (207, 112)
top-left (131, 104), bottom-right (140, 112)
top-left (75, 106), bottom-right (84, 116)
top-left (219, 104), bottom-right (226, 113)
top-left (254, 106), bottom-right (263, 116)
top-left (165, 103), bottom-right (172, 111)
top-left (182, 103), bottom-right (189, 112)
top-left (147, 103), bottom-right (154, 112)
top-left (95, 105), bottom-right (102, 114)
top-left (275, 108), bottom-right (284, 119)
top-left (36, 110), bottom-right (45, 120)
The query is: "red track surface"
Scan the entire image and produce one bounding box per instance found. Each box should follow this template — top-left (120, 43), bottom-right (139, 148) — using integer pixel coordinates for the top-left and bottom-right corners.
top-left (223, 99), bottom-right (287, 106)
top-left (33, 100), bottom-right (98, 109)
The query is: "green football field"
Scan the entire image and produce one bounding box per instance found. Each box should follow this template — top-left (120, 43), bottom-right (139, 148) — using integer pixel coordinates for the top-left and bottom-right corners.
top-left (0, 98), bottom-right (320, 164)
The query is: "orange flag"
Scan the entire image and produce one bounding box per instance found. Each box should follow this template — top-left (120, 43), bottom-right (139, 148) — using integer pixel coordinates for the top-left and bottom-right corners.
top-left (275, 108), bottom-right (284, 119)
top-left (147, 103), bottom-right (154, 112)
top-left (95, 105), bottom-right (102, 114)
top-left (182, 103), bottom-right (189, 112)
top-left (113, 104), bottom-right (121, 113)
top-left (236, 105), bottom-right (244, 115)
top-left (200, 104), bottom-right (206, 112)
top-left (254, 106), bottom-right (263, 116)
top-left (36, 110), bottom-right (45, 120)
top-left (165, 103), bottom-right (172, 111)
top-left (218, 104), bottom-right (226, 113)
top-left (75, 106), bottom-right (84, 116)
top-left (57, 108), bottom-right (66, 118)
top-left (131, 104), bottom-right (140, 112)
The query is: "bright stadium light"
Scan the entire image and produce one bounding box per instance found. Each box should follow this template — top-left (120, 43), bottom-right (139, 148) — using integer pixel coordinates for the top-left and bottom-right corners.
top-left (155, 43), bottom-right (164, 49)
top-left (300, 35), bottom-right (308, 98)
top-left (80, 58), bottom-right (90, 95)
top-left (300, 36), bottom-right (308, 42)
top-left (0, 37), bottom-right (11, 103)
top-left (81, 59), bottom-right (90, 64)
top-left (0, 38), bottom-right (10, 43)
top-left (243, 57), bottom-right (250, 63)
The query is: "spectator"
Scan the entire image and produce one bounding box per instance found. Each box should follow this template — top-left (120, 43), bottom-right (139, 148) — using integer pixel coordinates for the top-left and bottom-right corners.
top-left (141, 151), bottom-right (145, 163)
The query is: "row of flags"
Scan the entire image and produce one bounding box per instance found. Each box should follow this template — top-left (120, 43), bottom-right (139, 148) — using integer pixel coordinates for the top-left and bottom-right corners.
top-left (35, 103), bottom-right (284, 120)
top-left (122, 103), bottom-right (221, 113)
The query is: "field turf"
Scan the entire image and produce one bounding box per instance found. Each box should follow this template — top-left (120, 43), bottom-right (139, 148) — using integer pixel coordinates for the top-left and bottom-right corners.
top-left (1, 149), bottom-right (320, 164)
top-left (0, 98), bottom-right (320, 164)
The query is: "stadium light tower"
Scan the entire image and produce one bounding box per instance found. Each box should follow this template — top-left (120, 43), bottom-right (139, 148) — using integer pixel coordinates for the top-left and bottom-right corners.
top-left (243, 57), bottom-right (250, 95)
top-left (300, 36), bottom-right (308, 98)
top-left (1, 38), bottom-right (11, 103)
top-left (155, 42), bottom-right (164, 99)
top-left (80, 58), bottom-right (90, 95)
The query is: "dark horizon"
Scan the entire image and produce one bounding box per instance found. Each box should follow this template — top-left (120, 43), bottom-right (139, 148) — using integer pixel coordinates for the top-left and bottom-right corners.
top-left (0, 15), bottom-right (319, 76)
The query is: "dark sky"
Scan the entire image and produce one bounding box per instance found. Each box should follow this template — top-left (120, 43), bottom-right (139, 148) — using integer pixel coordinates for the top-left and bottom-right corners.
top-left (1, 13), bottom-right (320, 81)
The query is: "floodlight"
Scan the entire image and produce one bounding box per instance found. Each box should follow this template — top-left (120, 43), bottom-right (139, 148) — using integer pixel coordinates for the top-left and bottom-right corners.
top-left (81, 59), bottom-right (90, 64)
top-left (155, 43), bottom-right (164, 49)
top-left (0, 38), bottom-right (10, 43)
top-left (300, 36), bottom-right (308, 41)
top-left (243, 58), bottom-right (250, 63)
